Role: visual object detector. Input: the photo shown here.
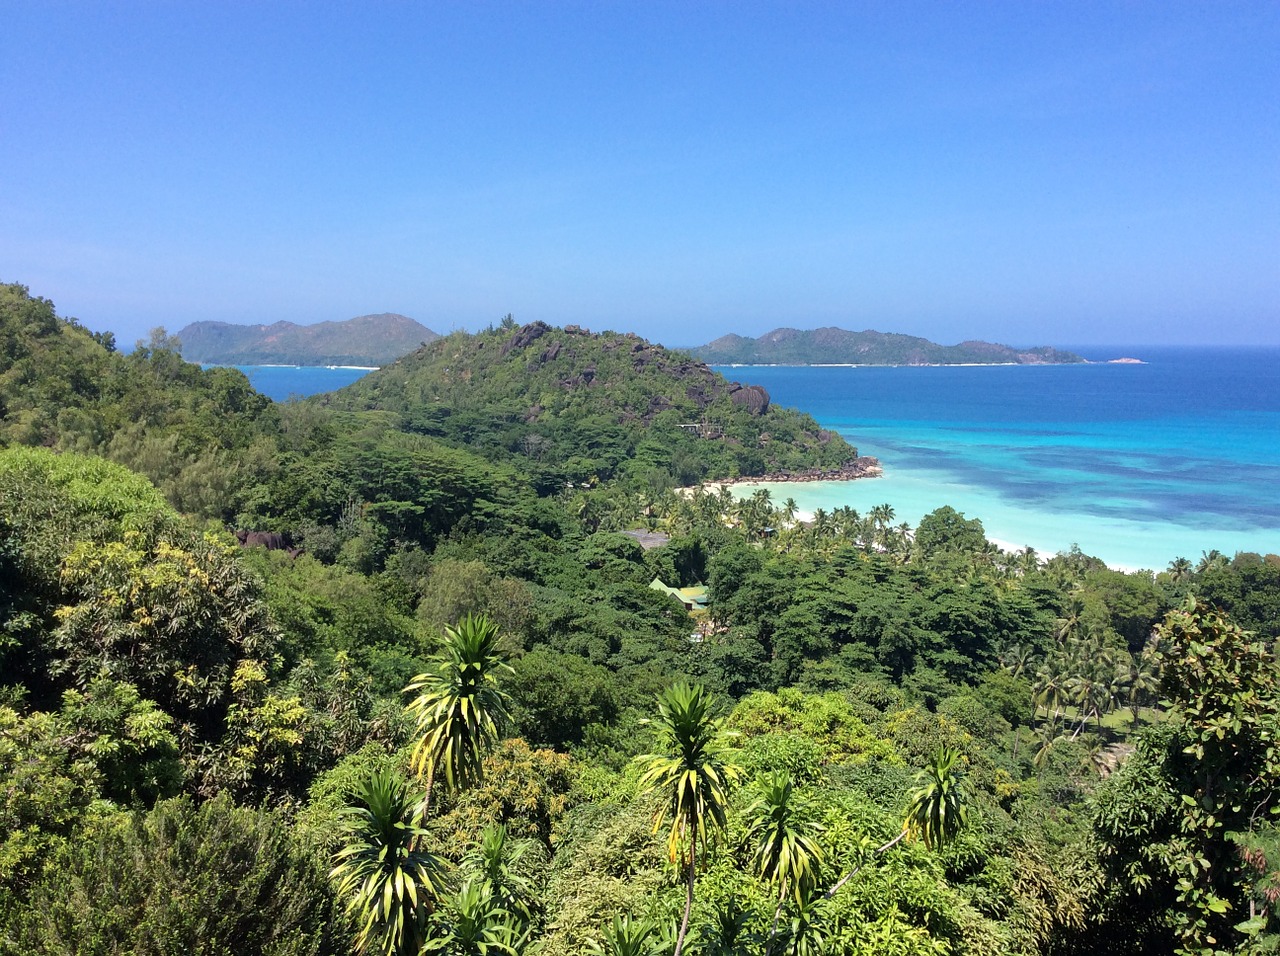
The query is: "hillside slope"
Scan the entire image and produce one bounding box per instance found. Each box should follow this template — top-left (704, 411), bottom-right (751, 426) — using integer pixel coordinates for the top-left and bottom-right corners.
top-left (176, 313), bottom-right (439, 366)
top-left (321, 321), bottom-right (861, 487)
top-left (692, 327), bottom-right (1084, 365)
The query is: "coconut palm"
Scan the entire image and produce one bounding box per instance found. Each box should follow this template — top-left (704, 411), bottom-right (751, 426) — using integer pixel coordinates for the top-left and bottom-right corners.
top-left (1196, 549), bottom-right (1228, 573)
top-left (636, 682), bottom-right (743, 956)
top-left (904, 747), bottom-right (970, 850)
top-left (332, 770), bottom-right (451, 956)
top-left (1000, 643), bottom-right (1036, 679)
top-left (1167, 556), bottom-right (1193, 583)
top-left (1032, 723), bottom-right (1066, 769)
top-left (809, 507), bottom-right (832, 542)
top-left (1018, 546), bottom-right (1041, 574)
top-left (1125, 650), bottom-right (1161, 727)
top-left (406, 614), bottom-right (514, 811)
top-left (868, 502), bottom-right (895, 549)
top-left (781, 497), bottom-right (800, 527)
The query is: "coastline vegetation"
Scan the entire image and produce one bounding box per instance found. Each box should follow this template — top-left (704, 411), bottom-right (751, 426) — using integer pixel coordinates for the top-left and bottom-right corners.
top-left (174, 313), bottom-right (440, 368)
top-left (689, 328), bottom-right (1085, 367)
top-left (1, 281), bottom-right (1277, 954)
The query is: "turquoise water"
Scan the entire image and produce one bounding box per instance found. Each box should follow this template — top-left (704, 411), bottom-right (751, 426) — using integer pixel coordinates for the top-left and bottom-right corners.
top-left (231, 351), bottom-right (1280, 571)
top-left (713, 348), bottom-right (1280, 570)
top-left (227, 364), bottom-right (374, 400)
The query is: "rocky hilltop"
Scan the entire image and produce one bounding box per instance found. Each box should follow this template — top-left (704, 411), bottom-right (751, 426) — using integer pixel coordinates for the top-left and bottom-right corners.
top-left (690, 327), bottom-right (1084, 365)
top-left (175, 313), bottom-right (439, 366)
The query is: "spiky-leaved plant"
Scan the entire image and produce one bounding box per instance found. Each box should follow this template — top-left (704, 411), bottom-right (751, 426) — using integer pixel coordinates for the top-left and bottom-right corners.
top-left (636, 682), bottom-right (742, 956)
top-left (331, 770), bottom-right (450, 956)
top-left (405, 614), bottom-right (513, 809)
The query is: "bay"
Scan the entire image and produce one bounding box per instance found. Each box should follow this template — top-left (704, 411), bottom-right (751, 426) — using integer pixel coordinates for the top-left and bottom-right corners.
top-left (229, 351), bottom-right (1280, 570)
top-left (222, 365), bottom-right (376, 401)
top-left (713, 347), bottom-right (1280, 571)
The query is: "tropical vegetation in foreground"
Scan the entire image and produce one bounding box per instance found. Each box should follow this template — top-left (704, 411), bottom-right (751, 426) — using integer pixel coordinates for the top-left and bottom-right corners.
top-left (0, 282), bottom-right (1277, 954)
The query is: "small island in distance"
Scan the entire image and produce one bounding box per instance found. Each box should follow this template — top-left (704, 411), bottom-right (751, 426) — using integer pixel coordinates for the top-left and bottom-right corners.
top-left (687, 327), bottom-right (1087, 366)
top-left (176, 314), bottom-right (1121, 369)
top-left (175, 313), bottom-right (439, 367)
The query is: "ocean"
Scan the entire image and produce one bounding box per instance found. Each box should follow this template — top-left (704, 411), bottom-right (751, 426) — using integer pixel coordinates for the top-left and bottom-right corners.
top-left (233, 348), bottom-right (1280, 571)
top-left (714, 347), bottom-right (1280, 570)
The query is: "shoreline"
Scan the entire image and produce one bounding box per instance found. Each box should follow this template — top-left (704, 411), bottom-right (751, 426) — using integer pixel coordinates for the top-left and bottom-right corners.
top-left (692, 456), bottom-right (884, 492)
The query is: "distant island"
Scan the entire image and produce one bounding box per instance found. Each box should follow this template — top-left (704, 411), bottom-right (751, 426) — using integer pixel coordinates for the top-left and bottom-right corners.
top-left (175, 313), bottom-right (439, 366)
top-left (687, 327), bottom-right (1085, 366)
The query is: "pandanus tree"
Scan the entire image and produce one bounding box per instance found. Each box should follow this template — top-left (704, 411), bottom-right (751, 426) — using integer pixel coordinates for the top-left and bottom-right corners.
top-left (636, 682), bottom-right (742, 956)
top-left (825, 747), bottom-right (970, 899)
top-left (904, 746), bottom-right (970, 850)
top-left (461, 824), bottom-right (542, 933)
top-left (423, 880), bottom-right (525, 956)
top-left (586, 914), bottom-right (664, 956)
top-left (332, 770), bottom-right (451, 956)
top-left (406, 613), bottom-right (514, 812)
top-left (745, 771), bottom-right (824, 954)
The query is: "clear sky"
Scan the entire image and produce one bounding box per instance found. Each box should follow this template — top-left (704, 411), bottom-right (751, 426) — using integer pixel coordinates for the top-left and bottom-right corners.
top-left (2, 2), bottom-right (1277, 348)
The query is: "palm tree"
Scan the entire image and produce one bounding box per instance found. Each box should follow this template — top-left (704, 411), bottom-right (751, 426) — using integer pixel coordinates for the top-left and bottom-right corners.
top-left (744, 772), bottom-right (824, 954)
top-left (636, 682), bottom-right (743, 956)
top-left (811, 507), bottom-right (832, 540)
top-left (1125, 651), bottom-right (1161, 727)
top-left (869, 502), bottom-right (895, 550)
top-left (406, 614), bottom-right (514, 812)
top-left (1000, 643), bottom-right (1036, 679)
top-left (1032, 723), bottom-right (1066, 769)
top-left (1196, 549), bottom-right (1227, 574)
top-left (332, 770), bottom-right (451, 956)
top-left (1019, 546), bottom-right (1041, 574)
top-left (1167, 556), bottom-right (1193, 583)
top-left (889, 521), bottom-right (914, 561)
top-left (781, 497), bottom-right (800, 527)
top-left (903, 747), bottom-right (969, 850)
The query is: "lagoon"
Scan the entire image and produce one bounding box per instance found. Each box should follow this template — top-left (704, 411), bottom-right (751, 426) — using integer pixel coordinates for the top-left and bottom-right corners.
top-left (713, 348), bottom-right (1280, 570)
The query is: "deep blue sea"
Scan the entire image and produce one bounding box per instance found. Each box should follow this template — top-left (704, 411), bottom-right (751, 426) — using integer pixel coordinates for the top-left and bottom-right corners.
top-left (234, 348), bottom-right (1280, 570)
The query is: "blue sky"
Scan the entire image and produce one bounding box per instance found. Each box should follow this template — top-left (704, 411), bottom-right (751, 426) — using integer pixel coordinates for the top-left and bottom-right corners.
top-left (2, 2), bottom-right (1277, 348)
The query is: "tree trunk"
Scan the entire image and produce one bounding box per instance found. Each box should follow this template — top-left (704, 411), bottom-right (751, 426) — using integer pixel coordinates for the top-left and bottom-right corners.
top-left (674, 842), bottom-right (696, 956)
top-left (825, 829), bottom-right (907, 899)
top-left (767, 883), bottom-right (787, 955)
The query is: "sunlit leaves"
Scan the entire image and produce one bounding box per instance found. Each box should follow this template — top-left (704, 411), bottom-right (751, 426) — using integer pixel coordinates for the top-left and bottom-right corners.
top-left (904, 747), bottom-right (969, 851)
top-left (332, 771), bottom-right (450, 956)
top-left (406, 614), bottom-right (514, 801)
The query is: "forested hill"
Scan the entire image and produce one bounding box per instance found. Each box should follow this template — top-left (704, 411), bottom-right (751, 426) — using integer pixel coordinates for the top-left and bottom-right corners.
top-left (175, 313), bottom-right (439, 366)
top-left (319, 319), bottom-right (860, 487)
top-left (691, 327), bottom-right (1085, 365)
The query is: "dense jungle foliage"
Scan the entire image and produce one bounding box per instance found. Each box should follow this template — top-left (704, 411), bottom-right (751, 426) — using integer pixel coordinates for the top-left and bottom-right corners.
top-left (1, 282), bottom-right (1277, 955)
